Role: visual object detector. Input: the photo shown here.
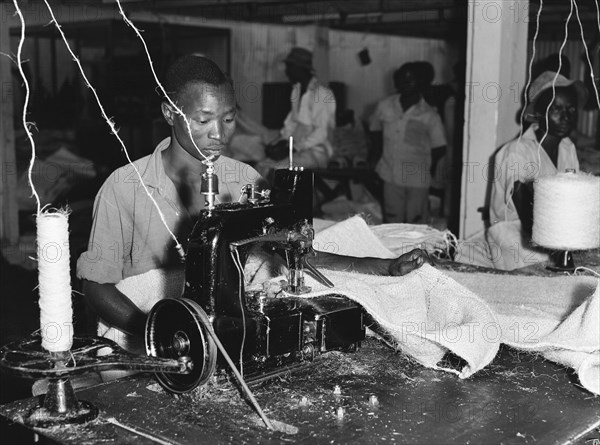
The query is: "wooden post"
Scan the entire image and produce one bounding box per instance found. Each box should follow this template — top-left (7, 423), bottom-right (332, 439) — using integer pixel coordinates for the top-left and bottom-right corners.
top-left (0, 15), bottom-right (20, 246)
top-left (460, 0), bottom-right (529, 239)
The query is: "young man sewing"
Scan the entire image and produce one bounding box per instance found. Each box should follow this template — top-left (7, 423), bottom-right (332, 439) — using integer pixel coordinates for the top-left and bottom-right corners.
top-left (76, 55), bottom-right (431, 351)
top-left (487, 71), bottom-right (585, 270)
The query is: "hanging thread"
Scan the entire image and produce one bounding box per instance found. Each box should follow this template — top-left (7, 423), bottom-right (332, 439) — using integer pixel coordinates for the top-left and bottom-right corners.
top-left (535, 0), bottom-right (573, 169)
top-left (37, 210), bottom-right (73, 352)
top-left (116, 1), bottom-right (211, 165)
top-left (573, 0), bottom-right (600, 111)
top-left (532, 173), bottom-right (600, 250)
top-left (517, 0), bottom-right (543, 140)
top-left (41, 0), bottom-right (185, 260)
top-left (13, 0), bottom-right (40, 214)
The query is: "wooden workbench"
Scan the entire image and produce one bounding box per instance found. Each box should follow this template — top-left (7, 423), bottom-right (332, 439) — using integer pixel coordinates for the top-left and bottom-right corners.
top-left (1, 338), bottom-right (599, 444)
top-left (2, 249), bottom-right (599, 444)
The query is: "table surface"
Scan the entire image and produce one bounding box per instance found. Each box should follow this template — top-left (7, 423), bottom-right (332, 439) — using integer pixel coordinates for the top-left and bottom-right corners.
top-left (2, 251), bottom-right (599, 444)
top-left (1, 340), bottom-right (599, 445)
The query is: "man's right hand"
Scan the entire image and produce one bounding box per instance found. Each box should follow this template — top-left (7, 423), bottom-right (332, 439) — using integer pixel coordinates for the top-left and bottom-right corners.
top-left (388, 248), bottom-right (434, 276)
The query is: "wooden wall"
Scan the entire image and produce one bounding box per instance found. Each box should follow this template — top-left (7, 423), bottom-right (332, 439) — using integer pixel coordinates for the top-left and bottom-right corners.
top-left (227, 22), bottom-right (453, 125)
top-left (129, 12), bottom-right (453, 126)
top-left (328, 30), bottom-right (453, 122)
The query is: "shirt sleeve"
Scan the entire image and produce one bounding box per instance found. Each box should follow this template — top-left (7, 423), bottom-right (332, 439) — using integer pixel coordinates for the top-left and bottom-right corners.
top-left (76, 176), bottom-right (129, 284)
top-left (490, 140), bottom-right (531, 223)
top-left (295, 94), bottom-right (336, 152)
top-left (281, 83), bottom-right (301, 139)
top-left (369, 101), bottom-right (384, 132)
top-left (281, 111), bottom-right (295, 139)
top-left (428, 112), bottom-right (447, 148)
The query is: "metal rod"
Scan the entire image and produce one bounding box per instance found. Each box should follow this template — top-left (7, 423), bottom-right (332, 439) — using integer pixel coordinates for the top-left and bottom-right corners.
top-left (205, 328), bottom-right (274, 431)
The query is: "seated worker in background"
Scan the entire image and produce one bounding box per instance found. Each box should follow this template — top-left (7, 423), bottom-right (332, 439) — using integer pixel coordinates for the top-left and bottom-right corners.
top-left (257, 47), bottom-right (336, 180)
top-left (487, 71), bottom-right (586, 270)
top-left (369, 62), bottom-right (446, 224)
top-left (77, 55), bottom-right (430, 359)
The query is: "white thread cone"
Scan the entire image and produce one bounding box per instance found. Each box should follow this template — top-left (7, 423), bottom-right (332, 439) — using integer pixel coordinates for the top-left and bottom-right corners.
top-left (533, 173), bottom-right (600, 250)
top-left (37, 210), bottom-right (73, 352)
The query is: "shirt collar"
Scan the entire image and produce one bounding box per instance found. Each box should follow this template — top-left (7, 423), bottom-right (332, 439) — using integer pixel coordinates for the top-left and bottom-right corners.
top-left (142, 137), bottom-right (230, 192)
top-left (395, 95), bottom-right (427, 114)
top-left (141, 137), bottom-right (170, 190)
top-left (522, 124), bottom-right (572, 147)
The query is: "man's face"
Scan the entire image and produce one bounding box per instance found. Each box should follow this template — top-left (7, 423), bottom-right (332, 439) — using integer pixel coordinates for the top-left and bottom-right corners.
top-left (395, 70), bottom-right (420, 96)
top-left (537, 89), bottom-right (578, 139)
top-left (165, 81), bottom-right (236, 162)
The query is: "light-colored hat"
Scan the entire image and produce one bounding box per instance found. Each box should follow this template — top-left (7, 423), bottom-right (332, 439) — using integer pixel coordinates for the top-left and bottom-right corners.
top-left (525, 71), bottom-right (588, 122)
top-left (283, 47), bottom-right (314, 72)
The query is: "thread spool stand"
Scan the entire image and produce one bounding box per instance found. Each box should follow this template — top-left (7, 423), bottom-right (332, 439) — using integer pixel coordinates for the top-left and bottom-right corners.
top-left (0, 333), bottom-right (194, 427)
top-left (24, 350), bottom-right (97, 427)
top-left (547, 250), bottom-right (575, 273)
top-left (533, 171), bottom-right (600, 274)
top-left (26, 377), bottom-right (98, 428)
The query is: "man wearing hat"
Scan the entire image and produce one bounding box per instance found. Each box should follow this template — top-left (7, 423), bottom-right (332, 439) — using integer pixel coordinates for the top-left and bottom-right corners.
top-left (259, 47), bottom-right (336, 176)
top-left (486, 71), bottom-right (587, 270)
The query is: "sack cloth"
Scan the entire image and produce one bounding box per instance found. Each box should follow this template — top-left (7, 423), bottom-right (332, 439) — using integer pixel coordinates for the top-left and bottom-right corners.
top-left (105, 217), bottom-right (599, 394)
top-left (313, 216), bottom-right (599, 395)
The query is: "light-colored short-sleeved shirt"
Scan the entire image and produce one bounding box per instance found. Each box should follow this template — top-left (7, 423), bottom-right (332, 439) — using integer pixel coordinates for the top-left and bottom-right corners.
top-left (370, 96), bottom-right (446, 189)
top-left (489, 125), bottom-right (579, 225)
top-left (281, 77), bottom-right (336, 159)
top-left (76, 138), bottom-right (262, 284)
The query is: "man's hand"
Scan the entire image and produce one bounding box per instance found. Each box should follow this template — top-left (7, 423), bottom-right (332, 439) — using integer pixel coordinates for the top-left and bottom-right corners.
top-left (388, 248), bottom-right (433, 276)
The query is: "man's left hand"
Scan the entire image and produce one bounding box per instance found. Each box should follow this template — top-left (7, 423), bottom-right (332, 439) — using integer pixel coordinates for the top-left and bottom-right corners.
top-left (388, 248), bottom-right (433, 276)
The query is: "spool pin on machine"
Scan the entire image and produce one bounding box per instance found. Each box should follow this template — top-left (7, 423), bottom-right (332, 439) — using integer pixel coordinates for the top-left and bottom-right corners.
top-left (0, 162), bottom-right (365, 426)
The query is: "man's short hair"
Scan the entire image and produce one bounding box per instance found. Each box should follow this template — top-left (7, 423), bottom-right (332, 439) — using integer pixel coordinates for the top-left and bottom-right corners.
top-left (163, 55), bottom-right (231, 102)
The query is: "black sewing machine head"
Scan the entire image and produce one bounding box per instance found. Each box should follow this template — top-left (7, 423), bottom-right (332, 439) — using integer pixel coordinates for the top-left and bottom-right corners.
top-left (146, 168), bottom-right (366, 393)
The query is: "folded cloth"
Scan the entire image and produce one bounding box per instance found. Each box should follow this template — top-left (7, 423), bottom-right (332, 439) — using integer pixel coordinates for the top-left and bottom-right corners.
top-left (313, 217), bottom-right (600, 394)
top-left (314, 215), bottom-right (395, 258)
top-left (454, 221), bottom-right (550, 270)
top-left (371, 222), bottom-right (453, 257)
top-left (314, 215), bottom-right (453, 258)
top-left (444, 271), bottom-right (599, 395)
top-left (101, 217), bottom-right (600, 394)
top-left (292, 265), bottom-right (501, 378)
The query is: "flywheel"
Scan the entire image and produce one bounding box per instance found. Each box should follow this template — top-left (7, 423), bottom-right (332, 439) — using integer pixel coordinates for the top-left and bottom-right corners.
top-left (146, 298), bottom-right (217, 393)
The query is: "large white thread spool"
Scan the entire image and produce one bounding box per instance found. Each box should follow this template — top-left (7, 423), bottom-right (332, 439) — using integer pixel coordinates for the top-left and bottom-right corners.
top-left (533, 172), bottom-right (600, 251)
top-left (37, 210), bottom-right (73, 352)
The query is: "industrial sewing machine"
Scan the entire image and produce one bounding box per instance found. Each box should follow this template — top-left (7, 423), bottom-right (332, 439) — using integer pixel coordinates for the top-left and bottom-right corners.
top-left (146, 167), bottom-right (366, 393)
top-left (0, 166), bottom-right (365, 425)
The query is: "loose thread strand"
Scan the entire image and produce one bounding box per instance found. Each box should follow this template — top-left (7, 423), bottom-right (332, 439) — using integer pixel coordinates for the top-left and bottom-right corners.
top-left (41, 0), bottom-right (183, 257)
top-left (13, 0), bottom-right (41, 214)
top-left (573, 0), bottom-right (600, 111)
top-left (506, 0), bottom-right (544, 222)
top-left (116, 1), bottom-right (212, 166)
top-left (536, 0), bottom-right (573, 170)
top-left (518, 0), bottom-right (543, 140)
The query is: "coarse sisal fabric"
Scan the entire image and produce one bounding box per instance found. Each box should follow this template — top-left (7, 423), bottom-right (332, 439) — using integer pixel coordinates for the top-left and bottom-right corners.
top-left (105, 216), bottom-right (599, 394)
